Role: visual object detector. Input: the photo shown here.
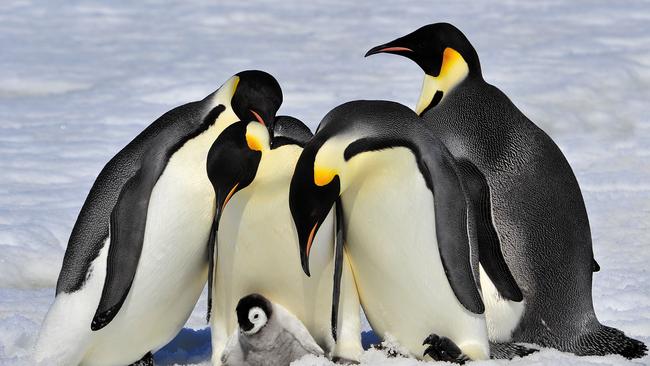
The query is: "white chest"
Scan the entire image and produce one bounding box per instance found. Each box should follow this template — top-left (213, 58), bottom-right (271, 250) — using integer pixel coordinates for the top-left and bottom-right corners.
top-left (213, 146), bottom-right (338, 350)
top-left (341, 148), bottom-right (487, 359)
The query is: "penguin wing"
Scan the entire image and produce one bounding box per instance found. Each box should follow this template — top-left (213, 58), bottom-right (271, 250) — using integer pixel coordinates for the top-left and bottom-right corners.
top-left (91, 104), bottom-right (226, 330)
top-left (419, 143), bottom-right (485, 314)
top-left (55, 107), bottom-right (190, 295)
top-left (455, 159), bottom-right (523, 302)
top-left (91, 144), bottom-right (170, 331)
top-left (273, 303), bottom-right (324, 356)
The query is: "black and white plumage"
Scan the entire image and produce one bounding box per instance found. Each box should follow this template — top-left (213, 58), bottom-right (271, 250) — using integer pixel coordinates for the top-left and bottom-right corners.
top-left (288, 100), bottom-right (498, 362)
top-left (365, 23), bottom-right (646, 359)
top-left (206, 116), bottom-right (362, 364)
top-left (34, 71), bottom-right (283, 366)
top-left (221, 294), bottom-right (324, 366)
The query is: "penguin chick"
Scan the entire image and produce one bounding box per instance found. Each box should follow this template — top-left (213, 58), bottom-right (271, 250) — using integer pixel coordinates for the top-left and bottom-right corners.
top-left (221, 294), bottom-right (325, 366)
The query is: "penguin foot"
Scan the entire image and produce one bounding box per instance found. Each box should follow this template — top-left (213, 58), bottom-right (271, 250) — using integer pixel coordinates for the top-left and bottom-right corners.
top-left (331, 356), bottom-right (359, 364)
top-left (422, 334), bottom-right (468, 364)
top-left (129, 352), bottom-right (154, 366)
top-left (489, 342), bottom-right (538, 359)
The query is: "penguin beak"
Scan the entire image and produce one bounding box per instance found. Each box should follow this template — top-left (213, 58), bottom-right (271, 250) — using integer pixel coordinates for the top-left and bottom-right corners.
top-left (289, 147), bottom-right (341, 277)
top-left (215, 183), bottom-right (239, 227)
top-left (221, 184), bottom-right (239, 212)
top-left (365, 41), bottom-right (413, 57)
top-left (250, 109), bottom-right (265, 126)
top-left (250, 109), bottom-right (276, 139)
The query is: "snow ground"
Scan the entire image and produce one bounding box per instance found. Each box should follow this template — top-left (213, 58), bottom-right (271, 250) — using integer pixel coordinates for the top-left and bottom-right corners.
top-left (1, 0), bottom-right (649, 365)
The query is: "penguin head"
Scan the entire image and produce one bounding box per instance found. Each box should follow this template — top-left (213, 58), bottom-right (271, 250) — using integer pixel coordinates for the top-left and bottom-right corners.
top-left (290, 101), bottom-right (420, 275)
top-left (236, 294), bottom-right (273, 335)
top-left (231, 70), bottom-right (283, 137)
top-left (207, 121), bottom-right (270, 225)
top-left (365, 23), bottom-right (481, 115)
top-left (271, 115), bottom-right (314, 149)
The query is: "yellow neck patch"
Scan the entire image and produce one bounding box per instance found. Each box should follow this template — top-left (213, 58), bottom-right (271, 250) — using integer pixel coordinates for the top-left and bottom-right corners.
top-left (415, 47), bottom-right (469, 115)
top-left (245, 122), bottom-right (269, 152)
top-left (314, 166), bottom-right (337, 186)
top-left (231, 76), bottom-right (240, 100)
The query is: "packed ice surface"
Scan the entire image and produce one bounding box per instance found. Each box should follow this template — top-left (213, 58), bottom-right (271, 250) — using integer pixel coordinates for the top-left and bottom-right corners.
top-left (1, 0), bottom-right (649, 365)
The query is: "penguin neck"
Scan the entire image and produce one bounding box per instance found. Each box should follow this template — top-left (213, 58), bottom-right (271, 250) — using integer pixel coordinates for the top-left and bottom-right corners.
top-left (415, 49), bottom-right (470, 115)
top-left (252, 145), bottom-right (302, 185)
top-left (210, 76), bottom-right (242, 136)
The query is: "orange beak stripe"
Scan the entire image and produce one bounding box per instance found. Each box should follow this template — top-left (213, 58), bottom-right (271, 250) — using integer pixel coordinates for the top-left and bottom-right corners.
top-left (305, 222), bottom-right (318, 258)
top-left (378, 46), bottom-right (413, 53)
top-left (250, 110), bottom-right (265, 126)
top-left (222, 183), bottom-right (239, 211)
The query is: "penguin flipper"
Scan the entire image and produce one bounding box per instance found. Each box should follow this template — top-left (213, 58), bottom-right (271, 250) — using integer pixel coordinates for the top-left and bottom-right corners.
top-left (91, 145), bottom-right (170, 331)
top-left (419, 145), bottom-right (485, 314)
top-left (455, 159), bottom-right (523, 302)
top-left (206, 219), bottom-right (217, 322)
top-left (330, 199), bottom-right (345, 341)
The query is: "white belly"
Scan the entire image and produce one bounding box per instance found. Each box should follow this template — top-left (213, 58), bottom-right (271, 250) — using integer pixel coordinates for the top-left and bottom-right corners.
top-left (35, 82), bottom-right (242, 366)
top-left (480, 266), bottom-right (525, 342)
top-left (342, 148), bottom-right (489, 360)
top-left (211, 147), bottom-right (361, 363)
top-left (37, 155), bottom-right (214, 366)
top-left (83, 141), bottom-right (215, 365)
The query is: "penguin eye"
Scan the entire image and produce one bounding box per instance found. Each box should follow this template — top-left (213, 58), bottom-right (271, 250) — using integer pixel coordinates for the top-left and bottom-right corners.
top-left (253, 314), bottom-right (259, 320)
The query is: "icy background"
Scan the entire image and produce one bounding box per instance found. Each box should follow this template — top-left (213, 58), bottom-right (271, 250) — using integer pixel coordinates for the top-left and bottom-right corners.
top-left (1, 0), bottom-right (649, 365)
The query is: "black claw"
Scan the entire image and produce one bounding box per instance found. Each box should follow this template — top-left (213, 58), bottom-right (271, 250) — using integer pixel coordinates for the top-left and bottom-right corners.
top-left (422, 334), bottom-right (466, 364)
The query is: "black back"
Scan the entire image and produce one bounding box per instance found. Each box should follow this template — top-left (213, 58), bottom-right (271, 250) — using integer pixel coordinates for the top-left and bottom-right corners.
top-left (56, 95), bottom-right (223, 296)
top-left (425, 77), bottom-right (597, 343)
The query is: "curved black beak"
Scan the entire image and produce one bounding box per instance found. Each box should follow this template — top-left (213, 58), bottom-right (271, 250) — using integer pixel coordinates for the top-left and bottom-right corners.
top-left (214, 182), bottom-right (238, 226)
top-left (365, 38), bottom-right (414, 57)
top-left (289, 144), bottom-right (341, 277)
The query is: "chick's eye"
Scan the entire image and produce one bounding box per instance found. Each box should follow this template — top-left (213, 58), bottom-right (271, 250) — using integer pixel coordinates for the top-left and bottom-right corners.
top-left (253, 314), bottom-right (259, 319)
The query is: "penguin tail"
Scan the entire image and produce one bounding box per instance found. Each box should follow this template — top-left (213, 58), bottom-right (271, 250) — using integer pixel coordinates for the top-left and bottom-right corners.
top-left (575, 325), bottom-right (647, 359)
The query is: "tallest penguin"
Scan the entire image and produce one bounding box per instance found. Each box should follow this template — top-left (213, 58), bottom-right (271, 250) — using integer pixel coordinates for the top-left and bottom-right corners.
top-left (366, 23), bottom-right (647, 358)
top-left (35, 70), bottom-right (282, 366)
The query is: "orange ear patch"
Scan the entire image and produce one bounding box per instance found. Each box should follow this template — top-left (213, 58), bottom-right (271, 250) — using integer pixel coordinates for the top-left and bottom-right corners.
top-left (246, 133), bottom-right (263, 151)
top-left (314, 166), bottom-right (336, 186)
top-left (441, 48), bottom-right (464, 76)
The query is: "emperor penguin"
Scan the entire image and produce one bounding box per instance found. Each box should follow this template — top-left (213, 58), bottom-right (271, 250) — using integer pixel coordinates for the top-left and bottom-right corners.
top-left (220, 293), bottom-right (324, 366)
top-left (34, 70), bottom-right (283, 366)
top-left (206, 115), bottom-right (363, 365)
top-left (288, 100), bottom-right (504, 363)
top-left (365, 23), bottom-right (647, 358)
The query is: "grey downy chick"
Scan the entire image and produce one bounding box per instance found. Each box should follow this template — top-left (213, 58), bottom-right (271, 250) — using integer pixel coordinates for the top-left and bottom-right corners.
top-left (221, 294), bottom-right (324, 366)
